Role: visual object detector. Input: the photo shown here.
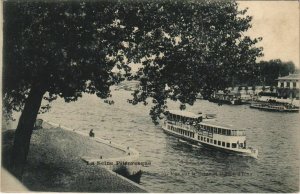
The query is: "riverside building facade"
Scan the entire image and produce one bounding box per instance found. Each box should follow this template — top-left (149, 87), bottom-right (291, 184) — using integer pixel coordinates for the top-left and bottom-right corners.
top-left (277, 73), bottom-right (300, 100)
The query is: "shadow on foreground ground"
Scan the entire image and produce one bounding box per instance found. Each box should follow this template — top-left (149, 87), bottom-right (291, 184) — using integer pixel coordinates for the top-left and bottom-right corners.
top-left (2, 127), bottom-right (146, 192)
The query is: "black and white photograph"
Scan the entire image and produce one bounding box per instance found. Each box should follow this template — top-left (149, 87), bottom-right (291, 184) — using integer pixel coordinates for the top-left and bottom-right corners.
top-left (1, 0), bottom-right (299, 192)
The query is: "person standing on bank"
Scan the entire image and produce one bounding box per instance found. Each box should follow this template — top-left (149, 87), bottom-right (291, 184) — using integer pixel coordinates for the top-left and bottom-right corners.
top-left (89, 129), bottom-right (95, 137)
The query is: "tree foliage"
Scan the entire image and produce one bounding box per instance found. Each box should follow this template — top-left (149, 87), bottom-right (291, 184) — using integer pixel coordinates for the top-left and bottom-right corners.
top-left (3, 0), bottom-right (262, 178)
top-left (127, 1), bottom-right (263, 122)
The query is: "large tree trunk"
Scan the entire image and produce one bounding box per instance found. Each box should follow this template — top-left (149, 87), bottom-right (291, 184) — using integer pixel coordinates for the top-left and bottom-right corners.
top-left (10, 86), bottom-right (45, 180)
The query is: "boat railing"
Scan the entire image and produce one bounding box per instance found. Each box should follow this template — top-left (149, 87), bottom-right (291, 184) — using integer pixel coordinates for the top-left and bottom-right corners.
top-left (167, 120), bottom-right (197, 131)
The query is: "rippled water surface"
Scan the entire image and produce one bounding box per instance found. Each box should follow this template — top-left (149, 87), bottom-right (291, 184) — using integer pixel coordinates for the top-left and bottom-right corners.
top-left (36, 89), bottom-right (299, 192)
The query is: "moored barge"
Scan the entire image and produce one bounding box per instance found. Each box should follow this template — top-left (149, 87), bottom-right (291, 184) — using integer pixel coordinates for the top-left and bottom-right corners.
top-left (209, 92), bottom-right (243, 105)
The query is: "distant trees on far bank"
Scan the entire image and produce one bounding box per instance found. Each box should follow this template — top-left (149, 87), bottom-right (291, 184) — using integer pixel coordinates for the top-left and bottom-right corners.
top-left (234, 59), bottom-right (297, 87)
top-left (257, 59), bottom-right (296, 86)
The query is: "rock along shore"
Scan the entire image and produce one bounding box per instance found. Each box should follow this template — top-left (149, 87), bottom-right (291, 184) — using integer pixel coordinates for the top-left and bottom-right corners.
top-left (2, 122), bottom-right (147, 192)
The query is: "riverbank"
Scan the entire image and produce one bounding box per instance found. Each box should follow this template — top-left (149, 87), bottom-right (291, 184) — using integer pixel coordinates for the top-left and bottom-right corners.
top-left (2, 125), bottom-right (146, 192)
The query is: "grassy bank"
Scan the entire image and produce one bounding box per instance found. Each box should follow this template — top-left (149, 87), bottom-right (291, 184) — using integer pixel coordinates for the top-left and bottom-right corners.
top-left (2, 126), bottom-right (146, 192)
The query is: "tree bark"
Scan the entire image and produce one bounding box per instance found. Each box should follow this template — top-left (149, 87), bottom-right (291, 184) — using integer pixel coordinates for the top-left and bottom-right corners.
top-left (10, 86), bottom-right (45, 180)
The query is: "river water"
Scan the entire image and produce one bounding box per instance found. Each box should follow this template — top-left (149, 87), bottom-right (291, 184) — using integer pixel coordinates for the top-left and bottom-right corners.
top-left (33, 89), bottom-right (299, 192)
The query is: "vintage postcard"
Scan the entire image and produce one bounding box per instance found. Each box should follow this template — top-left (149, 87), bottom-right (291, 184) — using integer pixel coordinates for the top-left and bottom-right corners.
top-left (1, 0), bottom-right (299, 193)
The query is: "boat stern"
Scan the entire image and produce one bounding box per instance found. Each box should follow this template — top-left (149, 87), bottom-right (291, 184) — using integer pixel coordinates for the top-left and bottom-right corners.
top-left (248, 147), bottom-right (258, 159)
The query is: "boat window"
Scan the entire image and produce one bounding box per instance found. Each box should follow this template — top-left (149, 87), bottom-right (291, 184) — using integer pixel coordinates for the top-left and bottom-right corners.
top-left (207, 138), bottom-right (209, 143)
top-left (218, 141), bottom-right (221, 145)
top-left (232, 143), bottom-right (237, 148)
top-left (201, 136), bottom-right (203, 141)
top-left (226, 143), bottom-right (230, 148)
top-left (214, 140), bottom-right (217, 144)
top-left (222, 129), bottom-right (226, 135)
top-left (240, 143), bottom-right (243, 148)
top-left (232, 130), bottom-right (236, 136)
top-left (222, 142), bottom-right (225, 147)
top-left (227, 130), bottom-right (231, 136)
top-left (204, 137), bottom-right (206, 141)
top-left (218, 128), bottom-right (221, 134)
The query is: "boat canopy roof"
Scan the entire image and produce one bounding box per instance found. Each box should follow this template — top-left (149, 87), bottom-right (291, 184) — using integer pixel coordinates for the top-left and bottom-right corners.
top-left (201, 121), bottom-right (231, 129)
top-left (200, 120), bottom-right (245, 131)
top-left (167, 110), bottom-right (202, 119)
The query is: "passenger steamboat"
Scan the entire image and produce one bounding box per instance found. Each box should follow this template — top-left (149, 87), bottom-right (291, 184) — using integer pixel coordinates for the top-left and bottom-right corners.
top-left (162, 110), bottom-right (258, 158)
top-left (250, 102), bottom-right (299, 112)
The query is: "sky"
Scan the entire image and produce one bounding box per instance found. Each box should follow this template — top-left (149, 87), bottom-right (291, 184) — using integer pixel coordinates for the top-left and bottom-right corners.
top-left (238, 1), bottom-right (299, 68)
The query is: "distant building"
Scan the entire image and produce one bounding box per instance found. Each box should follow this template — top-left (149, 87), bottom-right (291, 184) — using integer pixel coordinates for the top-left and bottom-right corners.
top-left (226, 86), bottom-right (272, 96)
top-left (277, 73), bottom-right (300, 99)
